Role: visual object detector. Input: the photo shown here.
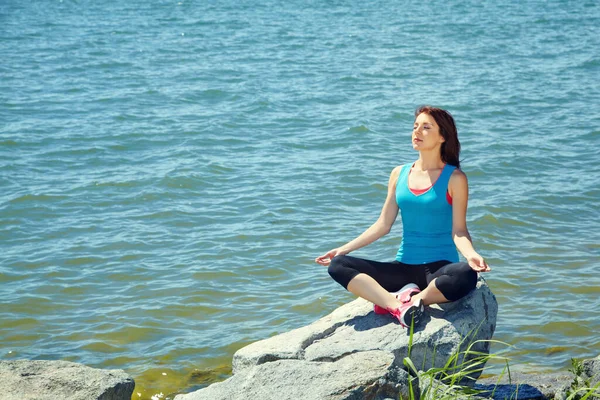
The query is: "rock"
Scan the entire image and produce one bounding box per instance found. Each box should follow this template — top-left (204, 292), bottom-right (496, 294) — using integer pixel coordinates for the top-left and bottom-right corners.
top-left (175, 350), bottom-right (410, 400)
top-left (582, 355), bottom-right (600, 387)
top-left (235, 277), bottom-right (496, 380)
top-left (0, 360), bottom-right (135, 400)
top-left (552, 355), bottom-right (600, 400)
top-left (177, 277), bottom-right (497, 400)
top-left (475, 371), bottom-right (572, 400)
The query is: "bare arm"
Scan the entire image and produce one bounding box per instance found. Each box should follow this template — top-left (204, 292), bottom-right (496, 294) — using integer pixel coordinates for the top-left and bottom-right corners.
top-left (449, 170), bottom-right (491, 272)
top-left (340, 166), bottom-right (401, 253)
top-left (315, 166), bottom-right (401, 266)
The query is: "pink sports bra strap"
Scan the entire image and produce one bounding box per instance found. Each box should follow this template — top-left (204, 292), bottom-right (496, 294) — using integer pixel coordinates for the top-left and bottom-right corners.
top-left (409, 186), bottom-right (453, 205)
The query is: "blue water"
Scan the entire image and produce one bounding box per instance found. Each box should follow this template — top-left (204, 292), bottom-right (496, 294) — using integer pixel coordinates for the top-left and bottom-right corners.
top-left (1, 0), bottom-right (600, 398)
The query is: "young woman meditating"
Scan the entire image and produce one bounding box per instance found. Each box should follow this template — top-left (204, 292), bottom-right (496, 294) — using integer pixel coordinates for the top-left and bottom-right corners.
top-left (315, 106), bottom-right (491, 328)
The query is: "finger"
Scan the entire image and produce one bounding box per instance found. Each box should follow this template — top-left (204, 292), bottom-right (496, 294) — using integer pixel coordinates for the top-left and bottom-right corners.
top-left (470, 263), bottom-right (486, 272)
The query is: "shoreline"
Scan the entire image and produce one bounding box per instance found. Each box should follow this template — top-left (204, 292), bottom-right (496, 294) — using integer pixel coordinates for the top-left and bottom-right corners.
top-left (3, 355), bottom-right (597, 400)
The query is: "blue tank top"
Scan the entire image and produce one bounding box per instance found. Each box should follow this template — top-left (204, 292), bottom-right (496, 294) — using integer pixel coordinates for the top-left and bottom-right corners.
top-left (395, 163), bottom-right (459, 264)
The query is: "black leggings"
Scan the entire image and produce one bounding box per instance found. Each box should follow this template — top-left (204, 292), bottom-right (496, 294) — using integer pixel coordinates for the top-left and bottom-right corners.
top-left (328, 255), bottom-right (478, 302)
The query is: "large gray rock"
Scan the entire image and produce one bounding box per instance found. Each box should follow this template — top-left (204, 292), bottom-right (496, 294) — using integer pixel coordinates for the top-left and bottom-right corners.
top-left (177, 277), bottom-right (497, 400)
top-left (234, 277), bottom-right (497, 378)
top-left (176, 350), bottom-right (409, 400)
top-left (0, 360), bottom-right (135, 400)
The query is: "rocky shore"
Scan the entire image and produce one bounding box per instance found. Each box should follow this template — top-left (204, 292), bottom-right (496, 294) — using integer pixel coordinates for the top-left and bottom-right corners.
top-left (3, 277), bottom-right (598, 400)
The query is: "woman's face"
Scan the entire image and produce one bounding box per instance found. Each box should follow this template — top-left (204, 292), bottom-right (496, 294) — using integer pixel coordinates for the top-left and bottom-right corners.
top-left (412, 112), bottom-right (445, 151)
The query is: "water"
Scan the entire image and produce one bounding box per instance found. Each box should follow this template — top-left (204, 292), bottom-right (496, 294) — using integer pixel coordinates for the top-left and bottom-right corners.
top-left (1, 0), bottom-right (599, 398)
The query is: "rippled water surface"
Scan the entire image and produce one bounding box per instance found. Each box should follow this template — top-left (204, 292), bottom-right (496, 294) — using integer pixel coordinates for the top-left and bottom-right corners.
top-left (1, 0), bottom-right (600, 398)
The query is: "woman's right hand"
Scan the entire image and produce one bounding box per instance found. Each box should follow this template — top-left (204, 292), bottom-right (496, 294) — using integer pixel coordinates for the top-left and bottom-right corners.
top-left (315, 248), bottom-right (348, 267)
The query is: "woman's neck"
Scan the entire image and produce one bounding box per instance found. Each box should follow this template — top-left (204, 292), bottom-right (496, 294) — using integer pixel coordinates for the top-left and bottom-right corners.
top-left (414, 152), bottom-right (445, 171)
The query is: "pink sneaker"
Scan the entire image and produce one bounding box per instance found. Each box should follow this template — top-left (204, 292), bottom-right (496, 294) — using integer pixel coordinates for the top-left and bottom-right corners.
top-left (387, 298), bottom-right (424, 328)
top-left (373, 283), bottom-right (421, 315)
top-left (397, 284), bottom-right (421, 303)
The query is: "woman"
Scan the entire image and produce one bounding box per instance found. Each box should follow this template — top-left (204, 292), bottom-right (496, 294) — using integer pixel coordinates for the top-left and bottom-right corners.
top-left (315, 106), bottom-right (491, 328)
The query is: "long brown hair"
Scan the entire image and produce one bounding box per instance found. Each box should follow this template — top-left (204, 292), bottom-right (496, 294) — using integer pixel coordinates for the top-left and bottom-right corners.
top-left (415, 105), bottom-right (461, 168)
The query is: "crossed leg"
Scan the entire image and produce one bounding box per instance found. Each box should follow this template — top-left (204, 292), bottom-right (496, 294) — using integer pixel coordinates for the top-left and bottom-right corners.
top-left (328, 255), bottom-right (477, 309)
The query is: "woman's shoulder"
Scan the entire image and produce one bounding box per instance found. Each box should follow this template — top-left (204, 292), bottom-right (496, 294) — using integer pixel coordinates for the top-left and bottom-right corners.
top-left (387, 164), bottom-right (407, 188)
top-left (449, 167), bottom-right (466, 178)
top-left (390, 163), bottom-right (409, 178)
top-left (393, 162), bottom-right (414, 173)
top-left (449, 168), bottom-right (468, 190)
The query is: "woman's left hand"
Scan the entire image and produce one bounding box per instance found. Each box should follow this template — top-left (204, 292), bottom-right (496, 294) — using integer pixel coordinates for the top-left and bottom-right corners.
top-left (467, 253), bottom-right (491, 272)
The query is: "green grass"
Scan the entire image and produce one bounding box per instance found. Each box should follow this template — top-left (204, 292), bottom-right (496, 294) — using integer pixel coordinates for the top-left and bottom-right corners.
top-left (399, 318), bottom-right (600, 400)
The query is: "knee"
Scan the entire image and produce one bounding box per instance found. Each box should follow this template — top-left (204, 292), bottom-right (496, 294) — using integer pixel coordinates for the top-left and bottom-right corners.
top-left (327, 255), bottom-right (348, 279)
top-left (327, 255), bottom-right (354, 289)
top-left (454, 263), bottom-right (478, 294)
top-left (437, 263), bottom-right (478, 301)
top-left (462, 264), bottom-right (479, 291)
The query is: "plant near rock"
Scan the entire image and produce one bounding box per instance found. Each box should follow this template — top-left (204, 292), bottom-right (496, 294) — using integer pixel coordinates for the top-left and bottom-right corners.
top-left (400, 322), bottom-right (600, 400)
top-left (401, 318), bottom-right (512, 400)
top-left (403, 340), bottom-right (512, 399)
top-left (565, 358), bottom-right (600, 400)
